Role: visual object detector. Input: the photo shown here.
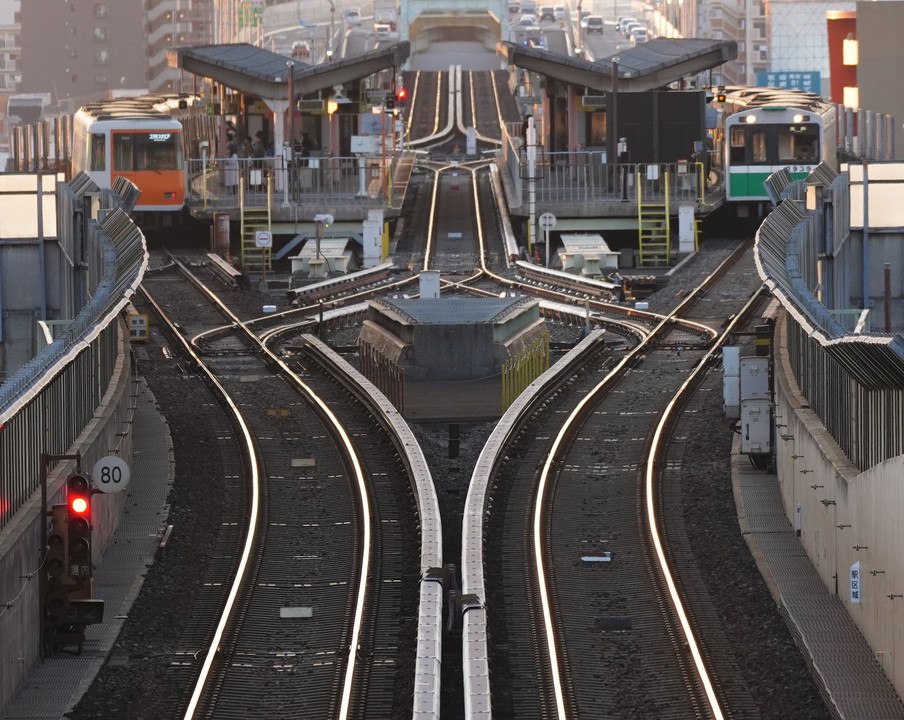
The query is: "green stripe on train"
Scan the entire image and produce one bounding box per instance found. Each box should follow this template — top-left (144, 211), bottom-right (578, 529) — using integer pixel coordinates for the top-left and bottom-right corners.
top-left (728, 170), bottom-right (812, 201)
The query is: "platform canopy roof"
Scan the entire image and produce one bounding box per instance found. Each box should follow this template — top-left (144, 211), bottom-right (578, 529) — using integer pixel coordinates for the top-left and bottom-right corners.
top-left (498, 38), bottom-right (738, 93)
top-left (168, 42), bottom-right (411, 100)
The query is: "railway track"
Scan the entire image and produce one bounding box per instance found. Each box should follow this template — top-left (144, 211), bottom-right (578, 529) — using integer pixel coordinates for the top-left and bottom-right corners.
top-left (403, 66), bottom-right (520, 157)
top-left (142, 56), bottom-right (807, 720)
top-left (463, 242), bottom-right (771, 719)
top-left (139, 255), bottom-right (440, 719)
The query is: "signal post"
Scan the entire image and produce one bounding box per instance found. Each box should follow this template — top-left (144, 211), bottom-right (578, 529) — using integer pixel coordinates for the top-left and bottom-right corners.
top-left (39, 454), bottom-right (106, 656)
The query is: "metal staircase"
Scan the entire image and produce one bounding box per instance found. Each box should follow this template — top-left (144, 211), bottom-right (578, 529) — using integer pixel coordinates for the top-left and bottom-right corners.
top-left (637, 171), bottom-right (671, 267)
top-left (239, 180), bottom-right (272, 273)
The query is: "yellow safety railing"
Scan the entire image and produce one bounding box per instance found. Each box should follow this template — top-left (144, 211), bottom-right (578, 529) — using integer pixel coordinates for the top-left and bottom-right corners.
top-left (502, 332), bottom-right (550, 410)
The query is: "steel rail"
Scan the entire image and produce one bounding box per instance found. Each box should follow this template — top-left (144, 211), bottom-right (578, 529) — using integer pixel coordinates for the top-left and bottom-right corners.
top-left (643, 283), bottom-right (768, 720)
top-left (466, 68), bottom-right (504, 145)
top-left (408, 66), bottom-right (456, 147)
top-left (163, 256), bottom-right (374, 720)
top-left (532, 240), bottom-right (756, 719)
top-left (137, 283), bottom-right (262, 720)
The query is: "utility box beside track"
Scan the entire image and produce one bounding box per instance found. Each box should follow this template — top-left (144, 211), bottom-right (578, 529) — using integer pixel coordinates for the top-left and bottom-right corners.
top-left (724, 348), bottom-right (773, 460)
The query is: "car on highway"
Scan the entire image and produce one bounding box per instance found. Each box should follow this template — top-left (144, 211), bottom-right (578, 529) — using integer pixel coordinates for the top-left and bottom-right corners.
top-left (578, 9), bottom-right (591, 24)
top-left (523, 26), bottom-right (546, 47)
top-left (539, 5), bottom-right (556, 21)
top-left (508, 0), bottom-right (521, 13)
top-left (584, 15), bottom-right (604, 33)
top-left (344, 8), bottom-right (361, 26)
top-left (554, 5), bottom-right (567, 20)
top-left (623, 21), bottom-right (644, 37)
top-left (618, 17), bottom-right (637, 33)
top-left (374, 22), bottom-right (393, 37)
top-left (631, 28), bottom-right (648, 43)
top-left (517, 13), bottom-right (538, 27)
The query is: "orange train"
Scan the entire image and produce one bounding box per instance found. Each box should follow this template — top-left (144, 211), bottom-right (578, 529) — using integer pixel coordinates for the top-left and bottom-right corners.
top-left (71, 94), bottom-right (214, 223)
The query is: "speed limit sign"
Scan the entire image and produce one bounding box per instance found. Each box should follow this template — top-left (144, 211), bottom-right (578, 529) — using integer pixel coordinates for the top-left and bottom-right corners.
top-left (91, 455), bottom-right (131, 494)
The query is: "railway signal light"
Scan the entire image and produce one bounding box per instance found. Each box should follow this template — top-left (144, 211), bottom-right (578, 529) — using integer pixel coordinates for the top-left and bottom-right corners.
top-left (385, 96), bottom-right (395, 110)
top-left (44, 504), bottom-right (71, 625)
top-left (66, 472), bottom-right (92, 582)
top-left (396, 87), bottom-right (407, 106)
top-left (46, 505), bottom-right (68, 582)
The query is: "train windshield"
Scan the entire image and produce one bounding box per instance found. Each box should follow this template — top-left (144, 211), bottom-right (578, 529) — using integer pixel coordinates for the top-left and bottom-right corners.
top-left (729, 122), bottom-right (819, 165)
top-left (777, 124), bottom-right (819, 162)
top-left (112, 131), bottom-right (183, 172)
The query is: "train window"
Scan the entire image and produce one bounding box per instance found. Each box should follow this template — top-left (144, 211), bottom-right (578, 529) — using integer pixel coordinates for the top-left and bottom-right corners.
top-left (729, 126), bottom-right (746, 163)
top-left (778, 124), bottom-right (819, 163)
top-left (750, 130), bottom-right (766, 163)
top-left (89, 133), bottom-right (105, 171)
top-left (113, 132), bottom-right (182, 172)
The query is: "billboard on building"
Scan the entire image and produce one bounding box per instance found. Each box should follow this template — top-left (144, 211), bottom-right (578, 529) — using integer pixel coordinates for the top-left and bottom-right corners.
top-left (756, 71), bottom-right (821, 93)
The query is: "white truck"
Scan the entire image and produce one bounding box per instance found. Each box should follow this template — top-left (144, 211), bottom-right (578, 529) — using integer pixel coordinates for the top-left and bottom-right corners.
top-left (374, 0), bottom-right (398, 30)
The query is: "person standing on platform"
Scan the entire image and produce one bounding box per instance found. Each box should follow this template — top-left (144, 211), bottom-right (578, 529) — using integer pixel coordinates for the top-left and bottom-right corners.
top-left (252, 131), bottom-right (266, 159)
top-left (298, 132), bottom-right (314, 166)
top-left (520, 115), bottom-right (531, 152)
top-left (222, 142), bottom-right (238, 194)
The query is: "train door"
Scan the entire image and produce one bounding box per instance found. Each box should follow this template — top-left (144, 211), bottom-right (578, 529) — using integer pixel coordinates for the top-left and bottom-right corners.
top-left (728, 123), bottom-right (767, 198)
top-left (71, 117), bottom-right (107, 187)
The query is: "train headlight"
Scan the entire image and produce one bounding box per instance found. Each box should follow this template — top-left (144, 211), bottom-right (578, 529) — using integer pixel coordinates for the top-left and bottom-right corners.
top-left (744, 115), bottom-right (757, 124)
top-left (792, 114), bottom-right (810, 123)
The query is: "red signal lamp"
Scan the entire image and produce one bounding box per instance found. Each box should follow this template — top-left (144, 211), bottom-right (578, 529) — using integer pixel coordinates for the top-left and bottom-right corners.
top-left (397, 87), bottom-right (407, 102)
top-left (70, 496), bottom-right (89, 515)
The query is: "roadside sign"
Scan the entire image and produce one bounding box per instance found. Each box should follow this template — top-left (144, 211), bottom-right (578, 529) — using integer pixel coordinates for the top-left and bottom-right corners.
top-left (539, 212), bottom-right (557, 267)
top-left (128, 314), bottom-right (149, 343)
top-left (255, 230), bottom-right (272, 248)
top-left (91, 455), bottom-right (131, 494)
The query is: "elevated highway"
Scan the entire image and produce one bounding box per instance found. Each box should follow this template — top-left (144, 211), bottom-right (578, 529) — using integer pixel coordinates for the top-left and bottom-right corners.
top-left (402, 0), bottom-right (507, 48)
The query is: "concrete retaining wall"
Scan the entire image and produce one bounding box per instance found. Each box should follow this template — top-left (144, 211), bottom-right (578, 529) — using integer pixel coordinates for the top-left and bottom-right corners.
top-left (773, 310), bottom-right (904, 696)
top-left (0, 322), bottom-right (133, 710)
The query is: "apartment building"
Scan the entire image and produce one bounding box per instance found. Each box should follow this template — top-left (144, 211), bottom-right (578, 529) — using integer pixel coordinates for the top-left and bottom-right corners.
top-left (0, 0), bottom-right (20, 92)
top-left (701, 0), bottom-right (769, 84)
top-left (18, 0), bottom-right (213, 112)
top-left (147, 0), bottom-right (214, 93)
top-left (702, 0), bottom-right (861, 94)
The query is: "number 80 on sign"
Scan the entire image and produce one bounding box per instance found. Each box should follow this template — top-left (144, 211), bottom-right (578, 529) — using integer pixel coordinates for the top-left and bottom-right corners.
top-left (91, 455), bottom-right (131, 494)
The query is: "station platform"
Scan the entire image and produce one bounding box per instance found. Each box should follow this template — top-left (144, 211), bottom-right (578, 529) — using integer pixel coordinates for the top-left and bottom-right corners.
top-left (732, 435), bottom-right (904, 719)
top-left (4, 377), bottom-right (173, 720)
